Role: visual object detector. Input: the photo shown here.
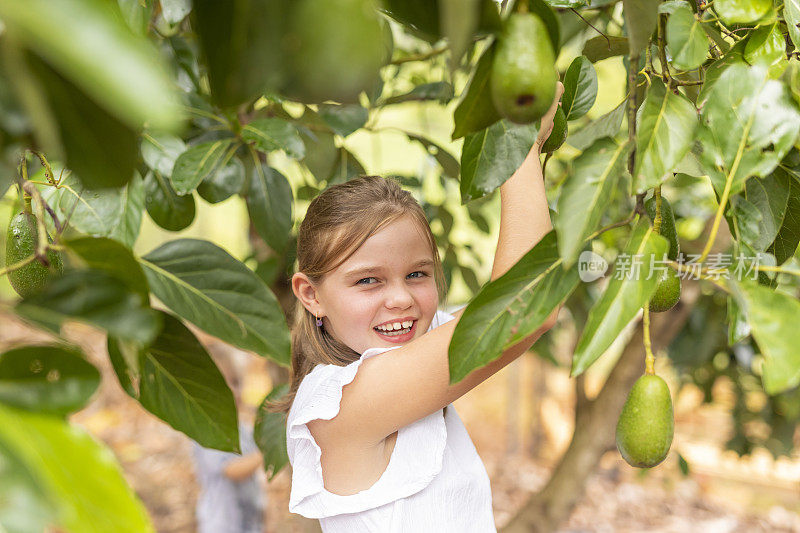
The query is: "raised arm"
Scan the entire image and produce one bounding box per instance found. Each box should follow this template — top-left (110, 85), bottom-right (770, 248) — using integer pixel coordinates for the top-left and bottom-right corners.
top-left (321, 84), bottom-right (565, 445)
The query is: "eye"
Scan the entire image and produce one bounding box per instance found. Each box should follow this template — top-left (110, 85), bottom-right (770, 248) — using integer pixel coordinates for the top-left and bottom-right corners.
top-left (408, 271), bottom-right (427, 279)
top-left (356, 277), bottom-right (377, 285)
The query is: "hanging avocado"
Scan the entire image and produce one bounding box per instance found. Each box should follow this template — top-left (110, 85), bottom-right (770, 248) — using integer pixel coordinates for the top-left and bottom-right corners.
top-left (616, 374), bottom-right (674, 468)
top-left (490, 12), bottom-right (556, 124)
top-left (5, 212), bottom-right (63, 298)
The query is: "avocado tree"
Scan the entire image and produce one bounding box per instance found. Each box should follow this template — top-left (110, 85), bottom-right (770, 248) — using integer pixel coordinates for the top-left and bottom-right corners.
top-left (0, 0), bottom-right (798, 531)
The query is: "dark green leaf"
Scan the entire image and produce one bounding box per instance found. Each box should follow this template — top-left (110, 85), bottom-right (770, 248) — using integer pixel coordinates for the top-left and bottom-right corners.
top-left (328, 148), bottom-right (366, 185)
top-left (15, 269), bottom-right (161, 345)
top-left (381, 82), bottom-right (455, 105)
top-left (139, 239), bottom-right (291, 366)
top-left (141, 132), bottom-right (186, 177)
top-left (244, 162), bottom-right (294, 253)
top-left (197, 155), bottom-right (246, 204)
top-left (678, 453), bottom-right (690, 475)
top-left (452, 42), bottom-right (501, 140)
top-left (526, 0), bottom-right (560, 53)
top-left (571, 221), bottom-right (669, 376)
top-left (318, 104), bottom-right (368, 137)
top-left (143, 171), bottom-right (196, 231)
top-left (108, 312), bottom-right (240, 452)
top-left (65, 236), bottom-right (150, 299)
top-left (555, 138), bottom-right (628, 268)
top-left (768, 168), bottom-right (800, 264)
top-left (737, 171), bottom-right (791, 252)
top-left (0, 345), bottom-right (99, 416)
top-left (171, 139), bottom-right (238, 195)
top-left (241, 118), bottom-right (305, 159)
top-left (561, 56), bottom-right (597, 121)
top-left (567, 99), bottom-right (626, 150)
top-left (460, 120), bottom-right (538, 203)
top-left (450, 230), bottom-right (579, 383)
top-left (623, 0), bottom-right (660, 55)
top-left (254, 383), bottom-right (289, 480)
top-left (582, 36), bottom-right (629, 63)
top-left (381, 0), bottom-right (442, 42)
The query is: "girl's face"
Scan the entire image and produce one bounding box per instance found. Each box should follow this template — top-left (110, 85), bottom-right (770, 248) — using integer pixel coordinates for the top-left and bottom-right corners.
top-left (310, 215), bottom-right (439, 355)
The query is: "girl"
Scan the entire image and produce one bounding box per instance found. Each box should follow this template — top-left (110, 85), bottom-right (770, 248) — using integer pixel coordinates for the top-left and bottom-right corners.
top-left (274, 83), bottom-right (564, 532)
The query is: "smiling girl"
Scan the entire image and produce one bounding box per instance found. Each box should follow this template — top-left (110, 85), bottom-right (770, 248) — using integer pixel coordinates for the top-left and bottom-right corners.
top-left (271, 83), bottom-right (564, 532)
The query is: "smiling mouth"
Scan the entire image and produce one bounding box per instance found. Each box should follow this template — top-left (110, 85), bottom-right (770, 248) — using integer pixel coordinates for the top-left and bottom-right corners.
top-left (373, 320), bottom-right (415, 336)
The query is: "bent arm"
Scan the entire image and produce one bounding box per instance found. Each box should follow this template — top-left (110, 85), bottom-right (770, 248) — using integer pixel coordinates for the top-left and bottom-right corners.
top-left (315, 86), bottom-right (565, 447)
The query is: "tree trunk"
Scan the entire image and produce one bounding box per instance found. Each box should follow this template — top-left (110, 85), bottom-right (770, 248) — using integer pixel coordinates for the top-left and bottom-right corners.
top-left (501, 281), bottom-right (700, 533)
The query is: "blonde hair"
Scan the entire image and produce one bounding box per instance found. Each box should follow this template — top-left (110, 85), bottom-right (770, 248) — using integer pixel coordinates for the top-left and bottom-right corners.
top-left (268, 175), bottom-right (447, 413)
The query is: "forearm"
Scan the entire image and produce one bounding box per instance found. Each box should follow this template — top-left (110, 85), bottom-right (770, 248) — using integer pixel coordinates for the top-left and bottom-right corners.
top-left (490, 149), bottom-right (552, 281)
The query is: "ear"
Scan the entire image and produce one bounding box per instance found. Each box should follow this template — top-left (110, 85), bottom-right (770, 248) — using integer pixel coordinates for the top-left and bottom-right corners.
top-left (292, 272), bottom-right (323, 316)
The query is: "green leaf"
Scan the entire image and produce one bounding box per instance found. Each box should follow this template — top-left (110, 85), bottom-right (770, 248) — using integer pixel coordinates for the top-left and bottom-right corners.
top-left (452, 42), bottom-right (501, 140)
top-left (743, 23), bottom-right (786, 78)
top-left (731, 279), bottom-right (800, 394)
top-left (241, 118), bottom-right (305, 159)
top-left (555, 138), bottom-right (628, 268)
top-left (726, 294), bottom-right (751, 346)
top-left (24, 53), bottom-right (138, 190)
top-left (666, 2), bottom-right (708, 71)
top-left (318, 104), bottom-right (368, 137)
top-left (561, 56), bottom-right (597, 121)
top-left (736, 171), bottom-right (791, 252)
top-left (65, 236), bottom-right (150, 299)
top-left (143, 170), bottom-right (196, 231)
top-left (381, 82), bottom-right (454, 105)
top-left (117, 0), bottom-right (154, 35)
top-left (623, 0), bottom-right (659, 56)
top-left (328, 148), bottom-right (366, 185)
top-left (582, 36), bottom-right (629, 63)
top-left (0, 436), bottom-right (54, 533)
top-left (449, 230), bottom-right (580, 383)
top-left (139, 239), bottom-right (291, 365)
top-left (381, 0), bottom-right (441, 42)
top-left (191, 0), bottom-right (285, 108)
top-left (0, 0), bottom-right (181, 130)
top-left (244, 162), bottom-right (294, 253)
top-left (197, 155), bottom-right (246, 204)
top-left (526, 0), bottom-right (560, 53)
top-left (15, 269), bottom-right (161, 345)
top-left (714, 0), bottom-right (772, 25)
top-left (697, 41), bottom-right (745, 106)
top-left (633, 78), bottom-right (698, 193)
top-left (171, 139), bottom-right (239, 196)
top-left (254, 383), bottom-right (289, 480)
top-left (0, 404), bottom-right (155, 532)
top-left (785, 0), bottom-right (800, 51)
top-left (141, 132), bottom-right (187, 178)
top-left (571, 221), bottom-right (669, 376)
top-left (698, 64), bottom-right (800, 198)
top-left (108, 172), bottom-right (145, 248)
top-left (460, 120), bottom-right (538, 203)
top-left (768, 168), bottom-right (800, 264)
top-left (440, 0), bottom-right (481, 67)
top-left (0, 345), bottom-right (99, 416)
top-left (406, 133), bottom-right (460, 179)
top-left (108, 312), bottom-right (240, 452)
top-left (567, 99), bottom-right (626, 150)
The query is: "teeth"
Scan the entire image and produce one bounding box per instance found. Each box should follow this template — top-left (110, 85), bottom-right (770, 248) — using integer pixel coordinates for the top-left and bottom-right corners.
top-left (375, 320), bottom-right (414, 333)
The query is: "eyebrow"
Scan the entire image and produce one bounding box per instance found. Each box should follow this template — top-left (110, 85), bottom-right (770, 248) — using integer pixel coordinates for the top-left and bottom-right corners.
top-left (344, 259), bottom-right (434, 279)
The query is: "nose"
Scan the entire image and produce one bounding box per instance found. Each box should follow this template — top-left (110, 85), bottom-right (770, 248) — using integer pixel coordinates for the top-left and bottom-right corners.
top-left (384, 280), bottom-right (414, 310)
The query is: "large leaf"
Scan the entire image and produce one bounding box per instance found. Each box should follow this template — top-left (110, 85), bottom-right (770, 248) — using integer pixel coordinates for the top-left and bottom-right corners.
top-left (714, 0), bottom-right (772, 25)
top-left (768, 167), bottom-right (800, 264)
top-left (381, 82), bottom-right (454, 106)
top-left (582, 36), bottom-right (629, 63)
top-left (0, 404), bottom-right (154, 533)
top-left (734, 171), bottom-right (791, 252)
top-left (139, 239), bottom-right (291, 365)
top-left (623, 0), bottom-right (660, 56)
top-left (65, 236), bottom-right (150, 299)
top-left (191, 0), bottom-right (285, 108)
top-left (555, 139), bottom-right (628, 268)
top-left (785, 0), bottom-right (800, 51)
top-left (241, 118), bottom-right (305, 159)
top-left (23, 53), bottom-right (138, 190)
top-left (141, 132), bottom-right (186, 178)
top-left (0, 0), bottom-right (180, 130)
top-left (108, 312), bottom-right (240, 452)
top-left (451, 42), bottom-right (501, 140)
top-left (561, 56), bottom-right (597, 121)
top-left (731, 279), bottom-right (800, 394)
top-left (197, 155), bottom-right (246, 204)
top-left (15, 269), bottom-right (161, 345)
top-left (449, 230), bottom-right (580, 383)
top-left (171, 139), bottom-right (238, 195)
top-left (744, 23), bottom-right (786, 79)
top-left (440, 0), bottom-right (480, 67)
top-left (666, 2), bottom-right (708, 71)
top-left (460, 120), bottom-right (538, 203)
top-left (697, 64), bottom-right (800, 198)
top-left (0, 345), bottom-right (99, 416)
top-left (0, 437), bottom-right (54, 533)
top-left (318, 104), bottom-right (368, 137)
top-left (633, 78), bottom-right (698, 193)
top-left (244, 161), bottom-right (294, 253)
top-left (143, 170), bottom-right (196, 231)
top-left (254, 383), bottom-right (289, 480)
top-left (567, 99), bottom-right (626, 150)
top-left (571, 221), bottom-right (669, 376)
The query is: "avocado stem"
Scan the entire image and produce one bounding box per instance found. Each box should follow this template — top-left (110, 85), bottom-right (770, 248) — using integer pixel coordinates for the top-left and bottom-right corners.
top-left (653, 186), bottom-right (662, 235)
top-left (643, 305), bottom-right (655, 375)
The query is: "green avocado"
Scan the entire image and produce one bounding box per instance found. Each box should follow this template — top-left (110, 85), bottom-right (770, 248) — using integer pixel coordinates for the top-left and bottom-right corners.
top-left (540, 105), bottom-right (567, 153)
top-left (616, 374), bottom-right (674, 468)
top-left (645, 195), bottom-right (680, 260)
top-left (649, 268), bottom-right (681, 313)
top-left (284, 0), bottom-right (388, 103)
top-left (490, 12), bottom-right (556, 124)
top-left (5, 212), bottom-right (63, 298)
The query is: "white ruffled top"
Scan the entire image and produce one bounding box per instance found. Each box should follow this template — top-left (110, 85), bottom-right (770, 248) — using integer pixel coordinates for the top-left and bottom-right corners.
top-left (286, 310), bottom-right (496, 532)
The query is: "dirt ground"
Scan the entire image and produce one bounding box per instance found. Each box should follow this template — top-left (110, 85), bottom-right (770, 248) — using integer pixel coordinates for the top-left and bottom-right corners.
top-left (1, 314), bottom-right (798, 533)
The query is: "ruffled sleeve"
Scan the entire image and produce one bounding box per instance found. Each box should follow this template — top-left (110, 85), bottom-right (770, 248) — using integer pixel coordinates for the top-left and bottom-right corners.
top-left (286, 331), bottom-right (450, 518)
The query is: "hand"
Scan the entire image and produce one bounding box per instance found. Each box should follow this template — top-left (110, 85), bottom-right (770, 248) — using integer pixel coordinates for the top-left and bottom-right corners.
top-left (533, 81), bottom-right (565, 155)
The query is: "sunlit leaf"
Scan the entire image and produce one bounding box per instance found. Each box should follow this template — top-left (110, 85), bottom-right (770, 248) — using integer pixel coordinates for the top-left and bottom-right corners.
top-left (561, 56), bottom-right (597, 120)
top-left (666, 2), bottom-right (708, 71)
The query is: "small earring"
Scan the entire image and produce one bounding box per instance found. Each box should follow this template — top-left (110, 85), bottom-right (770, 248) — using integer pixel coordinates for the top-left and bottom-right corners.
top-left (315, 313), bottom-right (323, 327)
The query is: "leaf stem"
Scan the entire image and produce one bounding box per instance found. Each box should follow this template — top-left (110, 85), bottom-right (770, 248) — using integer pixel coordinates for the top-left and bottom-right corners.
top-left (391, 45), bottom-right (450, 65)
top-left (627, 55), bottom-right (640, 176)
top-left (643, 305), bottom-right (655, 374)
